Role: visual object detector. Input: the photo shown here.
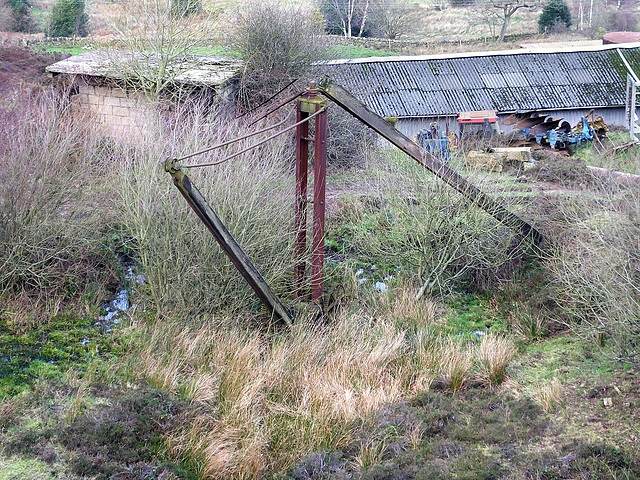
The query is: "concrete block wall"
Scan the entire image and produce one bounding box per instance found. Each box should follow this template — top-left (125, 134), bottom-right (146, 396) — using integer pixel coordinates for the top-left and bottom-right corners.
top-left (71, 81), bottom-right (155, 137)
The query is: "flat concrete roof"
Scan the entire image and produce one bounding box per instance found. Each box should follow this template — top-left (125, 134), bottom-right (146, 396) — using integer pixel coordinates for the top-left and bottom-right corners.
top-left (46, 50), bottom-right (242, 87)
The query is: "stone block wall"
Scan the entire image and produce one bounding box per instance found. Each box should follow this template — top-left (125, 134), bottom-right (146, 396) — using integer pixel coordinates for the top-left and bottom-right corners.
top-left (70, 78), bottom-right (155, 138)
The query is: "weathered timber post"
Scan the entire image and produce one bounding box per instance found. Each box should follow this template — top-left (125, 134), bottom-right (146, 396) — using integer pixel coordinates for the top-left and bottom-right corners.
top-left (164, 158), bottom-right (293, 326)
top-left (294, 84), bottom-right (329, 302)
top-left (317, 76), bottom-right (543, 245)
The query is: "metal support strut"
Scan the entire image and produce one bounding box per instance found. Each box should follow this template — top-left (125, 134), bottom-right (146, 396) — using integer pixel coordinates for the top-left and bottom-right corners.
top-left (164, 158), bottom-right (293, 326)
top-left (317, 76), bottom-right (544, 246)
top-left (294, 83), bottom-right (328, 302)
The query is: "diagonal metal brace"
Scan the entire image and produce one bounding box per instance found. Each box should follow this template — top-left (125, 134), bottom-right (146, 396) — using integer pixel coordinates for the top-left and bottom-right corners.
top-left (164, 158), bottom-right (293, 327)
top-left (317, 76), bottom-right (544, 246)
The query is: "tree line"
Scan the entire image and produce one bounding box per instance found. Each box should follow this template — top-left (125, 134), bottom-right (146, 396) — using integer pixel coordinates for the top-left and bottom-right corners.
top-left (1, 0), bottom-right (636, 41)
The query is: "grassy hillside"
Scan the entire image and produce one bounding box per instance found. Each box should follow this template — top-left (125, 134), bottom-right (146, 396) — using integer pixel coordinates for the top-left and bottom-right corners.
top-left (4, 0), bottom-right (617, 53)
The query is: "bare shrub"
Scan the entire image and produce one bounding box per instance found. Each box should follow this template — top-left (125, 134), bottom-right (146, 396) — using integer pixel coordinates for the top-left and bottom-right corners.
top-left (108, 0), bottom-right (219, 97)
top-left (327, 107), bottom-right (376, 169)
top-left (476, 334), bottom-right (517, 387)
top-left (368, 0), bottom-right (418, 39)
top-left (544, 191), bottom-right (640, 362)
top-left (231, 1), bottom-right (326, 111)
top-left (117, 105), bottom-right (300, 319)
top-left (615, 5), bottom-right (638, 31)
top-left (0, 93), bottom-right (118, 321)
top-left (352, 152), bottom-right (533, 295)
top-left (0, 3), bottom-right (13, 31)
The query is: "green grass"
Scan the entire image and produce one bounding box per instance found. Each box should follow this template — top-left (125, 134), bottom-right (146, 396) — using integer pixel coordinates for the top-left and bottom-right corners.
top-left (36, 45), bottom-right (91, 55)
top-left (514, 335), bottom-right (634, 384)
top-left (440, 294), bottom-right (507, 338)
top-left (326, 44), bottom-right (401, 59)
top-left (0, 312), bottom-right (125, 397)
top-left (0, 457), bottom-right (53, 480)
top-left (0, 382), bottom-right (194, 480)
top-left (572, 131), bottom-right (640, 175)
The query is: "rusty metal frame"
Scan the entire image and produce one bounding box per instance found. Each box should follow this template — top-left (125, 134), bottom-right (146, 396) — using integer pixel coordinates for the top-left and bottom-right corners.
top-left (163, 77), bottom-right (543, 326)
top-left (294, 85), bottom-right (328, 302)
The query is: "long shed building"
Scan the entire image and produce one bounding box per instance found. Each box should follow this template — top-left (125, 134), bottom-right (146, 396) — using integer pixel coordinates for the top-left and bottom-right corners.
top-left (324, 43), bottom-right (640, 139)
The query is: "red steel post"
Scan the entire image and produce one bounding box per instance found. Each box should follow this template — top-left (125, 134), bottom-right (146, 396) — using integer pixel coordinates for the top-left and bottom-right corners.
top-left (294, 100), bottom-right (310, 296)
top-left (311, 102), bottom-right (328, 302)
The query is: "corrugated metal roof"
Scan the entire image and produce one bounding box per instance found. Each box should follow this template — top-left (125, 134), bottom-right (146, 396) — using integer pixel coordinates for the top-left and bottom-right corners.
top-left (324, 46), bottom-right (640, 117)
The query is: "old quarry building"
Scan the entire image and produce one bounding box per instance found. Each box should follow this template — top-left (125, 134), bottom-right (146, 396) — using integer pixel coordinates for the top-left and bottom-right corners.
top-left (46, 50), bottom-right (242, 136)
top-left (46, 43), bottom-right (640, 139)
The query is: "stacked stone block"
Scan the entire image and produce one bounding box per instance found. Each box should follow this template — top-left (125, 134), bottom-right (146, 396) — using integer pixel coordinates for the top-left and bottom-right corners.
top-left (71, 82), bottom-right (154, 137)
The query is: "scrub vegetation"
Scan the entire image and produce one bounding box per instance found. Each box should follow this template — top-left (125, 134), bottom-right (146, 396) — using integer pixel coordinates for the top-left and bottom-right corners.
top-left (1, 37), bottom-right (640, 480)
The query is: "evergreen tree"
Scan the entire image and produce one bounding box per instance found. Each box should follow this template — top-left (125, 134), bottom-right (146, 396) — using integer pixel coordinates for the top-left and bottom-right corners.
top-left (6, 0), bottom-right (37, 33)
top-left (538, 0), bottom-right (572, 33)
top-left (48, 0), bottom-right (88, 37)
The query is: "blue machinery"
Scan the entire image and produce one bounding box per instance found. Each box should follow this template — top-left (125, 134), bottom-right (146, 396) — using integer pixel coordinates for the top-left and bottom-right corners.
top-left (503, 110), bottom-right (601, 153)
top-left (416, 127), bottom-right (451, 161)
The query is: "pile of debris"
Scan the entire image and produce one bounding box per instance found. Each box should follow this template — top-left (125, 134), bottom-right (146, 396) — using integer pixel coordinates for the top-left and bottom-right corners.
top-left (502, 109), bottom-right (608, 154)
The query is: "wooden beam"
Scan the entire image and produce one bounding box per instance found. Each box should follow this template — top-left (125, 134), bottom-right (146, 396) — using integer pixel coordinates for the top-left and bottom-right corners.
top-left (317, 76), bottom-right (544, 246)
top-left (164, 159), bottom-right (293, 327)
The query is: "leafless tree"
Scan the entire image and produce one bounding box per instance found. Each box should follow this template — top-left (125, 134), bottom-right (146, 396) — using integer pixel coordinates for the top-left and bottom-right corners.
top-left (369, 0), bottom-right (417, 39)
top-left (232, 2), bottom-right (326, 111)
top-left (469, 6), bottom-right (502, 40)
top-left (490, 0), bottom-right (539, 41)
top-left (322, 0), bottom-right (369, 37)
top-left (107, 0), bottom-right (219, 98)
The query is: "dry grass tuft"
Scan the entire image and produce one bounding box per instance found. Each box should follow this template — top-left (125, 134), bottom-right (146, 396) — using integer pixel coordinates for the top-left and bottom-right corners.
top-left (389, 286), bottom-right (438, 331)
top-left (129, 309), bottom-right (451, 478)
top-left (0, 398), bottom-right (20, 429)
top-left (476, 335), bottom-right (518, 388)
top-left (353, 437), bottom-right (388, 473)
top-left (436, 338), bottom-right (473, 394)
top-left (533, 377), bottom-right (564, 413)
top-left (509, 310), bottom-right (547, 343)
